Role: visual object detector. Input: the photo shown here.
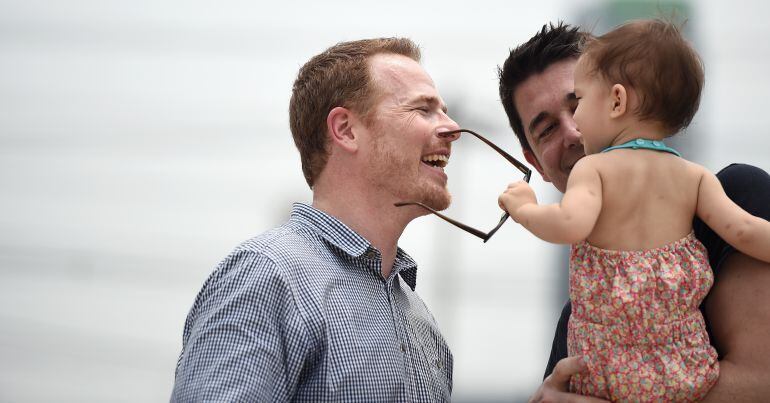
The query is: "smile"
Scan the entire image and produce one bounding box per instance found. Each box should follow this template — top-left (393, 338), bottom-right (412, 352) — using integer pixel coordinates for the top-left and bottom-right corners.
top-left (421, 154), bottom-right (449, 168)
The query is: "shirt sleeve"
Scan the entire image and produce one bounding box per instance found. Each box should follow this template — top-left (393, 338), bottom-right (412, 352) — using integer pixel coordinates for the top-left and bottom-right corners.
top-left (171, 249), bottom-right (312, 402)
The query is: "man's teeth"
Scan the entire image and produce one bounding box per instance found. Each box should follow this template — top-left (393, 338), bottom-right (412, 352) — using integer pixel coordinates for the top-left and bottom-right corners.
top-left (421, 154), bottom-right (449, 168)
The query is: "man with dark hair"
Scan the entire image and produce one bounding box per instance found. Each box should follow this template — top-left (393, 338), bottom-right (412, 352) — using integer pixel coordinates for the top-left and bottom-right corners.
top-left (499, 22), bottom-right (770, 402)
top-left (171, 38), bottom-right (459, 401)
top-left (498, 22), bottom-right (586, 193)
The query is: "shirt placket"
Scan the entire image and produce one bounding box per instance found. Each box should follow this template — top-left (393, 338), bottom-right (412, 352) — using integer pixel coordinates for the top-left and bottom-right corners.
top-left (392, 278), bottom-right (448, 402)
top-left (386, 273), bottom-right (415, 399)
top-left (364, 248), bottom-right (414, 400)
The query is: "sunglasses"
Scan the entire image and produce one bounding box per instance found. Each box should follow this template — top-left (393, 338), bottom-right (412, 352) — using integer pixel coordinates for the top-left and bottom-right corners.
top-left (395, 129), bottom-right (531, 243)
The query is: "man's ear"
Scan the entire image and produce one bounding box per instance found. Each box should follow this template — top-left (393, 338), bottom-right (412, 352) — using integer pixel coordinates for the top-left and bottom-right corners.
top-left (524, 148), bottom-right (550, 183)
top-left (326, 106), bottom-right (358, 153)
top-left (609, 84), bottom-right (628, 119)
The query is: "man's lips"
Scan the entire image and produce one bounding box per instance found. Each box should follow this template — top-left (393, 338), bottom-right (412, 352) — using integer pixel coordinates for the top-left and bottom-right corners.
top-left (420, 159), bottom-right (449, 182)
top-left (421, 160), bottom-right (447, 172)
top-left (421, 153), bottom-right (449, 168)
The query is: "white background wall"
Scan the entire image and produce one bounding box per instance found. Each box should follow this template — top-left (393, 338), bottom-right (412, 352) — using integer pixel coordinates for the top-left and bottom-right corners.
top-left (1, 0), bottom-right (769, 401)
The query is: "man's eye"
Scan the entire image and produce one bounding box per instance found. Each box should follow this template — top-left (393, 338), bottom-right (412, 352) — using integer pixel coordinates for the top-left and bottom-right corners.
top-left (539, 124), bottom-right (556, 140)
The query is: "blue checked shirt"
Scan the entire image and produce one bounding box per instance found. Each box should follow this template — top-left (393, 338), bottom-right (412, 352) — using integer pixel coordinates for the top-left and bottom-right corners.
top-left (171, 203), bottom-right (453, 402)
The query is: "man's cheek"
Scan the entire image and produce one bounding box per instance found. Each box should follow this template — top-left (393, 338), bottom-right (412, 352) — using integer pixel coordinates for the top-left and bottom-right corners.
top-left (523, 148), bottom-right (547, 179)
top-left (540, 148), bottom-right (560, 176)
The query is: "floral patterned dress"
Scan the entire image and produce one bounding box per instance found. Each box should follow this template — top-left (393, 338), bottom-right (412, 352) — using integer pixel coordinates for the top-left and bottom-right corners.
top-left (568, 232), bottom-right (719, 402)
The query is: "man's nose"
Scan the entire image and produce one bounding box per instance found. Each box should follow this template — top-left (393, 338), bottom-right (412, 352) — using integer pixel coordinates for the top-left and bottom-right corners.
top-left (562, 118), bottom-right (582, 148)
top-left (437, 114), bottom-right (461, 142)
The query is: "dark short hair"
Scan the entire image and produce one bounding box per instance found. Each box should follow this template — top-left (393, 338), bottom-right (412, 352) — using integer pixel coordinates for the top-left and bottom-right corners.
top-left (498, 22), bottom-right (587, 152)
top-left (581, 19), bottom-right (704, 135)
top-left (289, 38), bottom-right (421, 188)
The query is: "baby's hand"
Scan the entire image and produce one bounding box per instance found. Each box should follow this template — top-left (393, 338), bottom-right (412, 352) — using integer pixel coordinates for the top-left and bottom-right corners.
top-left (498, 181), bottom-right (537, 221)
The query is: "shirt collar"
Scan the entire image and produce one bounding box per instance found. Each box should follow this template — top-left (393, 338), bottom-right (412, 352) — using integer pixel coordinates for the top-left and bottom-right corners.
top-left (290, 203), bottom-right (419, 290)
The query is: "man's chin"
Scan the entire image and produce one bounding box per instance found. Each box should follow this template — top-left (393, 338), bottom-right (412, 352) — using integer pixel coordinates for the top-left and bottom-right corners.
top-left (421, 191), bottom-right (451, 212)
top-left (394, 182), bottom-right (451, 214)
top-left (553, 178), bottom-right (568, 193)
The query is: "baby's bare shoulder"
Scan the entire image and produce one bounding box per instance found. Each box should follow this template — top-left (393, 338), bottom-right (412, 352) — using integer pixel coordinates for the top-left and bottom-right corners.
top-left (574, 154), bottom-right (604, 169)
top-left (568, 155), bottom-right (606, 179)
top-left (578, 152), bottom-right (623, 173)
top-left (678, 158), bottom-right (709, 180)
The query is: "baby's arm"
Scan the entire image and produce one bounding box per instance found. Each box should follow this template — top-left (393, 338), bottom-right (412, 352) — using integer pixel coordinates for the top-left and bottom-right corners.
top-left (498, 157), bottom-right (602, 244)
top-left (696, 166), bottom-right (770, 262)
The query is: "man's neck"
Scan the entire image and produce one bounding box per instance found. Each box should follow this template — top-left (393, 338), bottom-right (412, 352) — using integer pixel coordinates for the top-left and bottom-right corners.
top-left (312, 190), bottom-right (413, 279)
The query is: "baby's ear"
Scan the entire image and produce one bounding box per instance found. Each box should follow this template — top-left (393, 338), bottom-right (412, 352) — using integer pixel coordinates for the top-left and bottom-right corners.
top-left (609, 84), bottom-right (627, 118)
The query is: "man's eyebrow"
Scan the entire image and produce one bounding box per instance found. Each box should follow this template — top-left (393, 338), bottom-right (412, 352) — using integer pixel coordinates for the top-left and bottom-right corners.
top-left (528, 111), bottom-right (549, 135)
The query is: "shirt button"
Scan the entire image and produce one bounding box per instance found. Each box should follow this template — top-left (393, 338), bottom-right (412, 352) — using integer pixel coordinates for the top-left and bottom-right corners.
top-left (635, 139), bottom-right (645, 145)
top-left (400, 343), bottom-right (406, 352)
top-left (364, 250), bottom-right (377, 259)
top-left (652, 140), bottom-right (662, 147)
top-left (436, 360), bottom-right (443, 369)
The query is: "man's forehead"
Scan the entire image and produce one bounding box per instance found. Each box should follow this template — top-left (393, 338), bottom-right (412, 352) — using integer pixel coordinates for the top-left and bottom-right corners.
top-left (368, 54), bottom-right (442, 105)
top-left (513, 59), bottom-right (577, 133)
top-left (369, 54), bottom-right (430, 83)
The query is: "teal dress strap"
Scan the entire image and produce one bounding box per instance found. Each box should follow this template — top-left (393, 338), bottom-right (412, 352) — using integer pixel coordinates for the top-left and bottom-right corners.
top-left (601, 138), bottom-right (681, 157)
